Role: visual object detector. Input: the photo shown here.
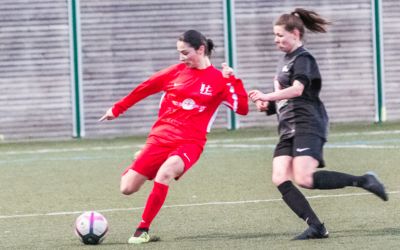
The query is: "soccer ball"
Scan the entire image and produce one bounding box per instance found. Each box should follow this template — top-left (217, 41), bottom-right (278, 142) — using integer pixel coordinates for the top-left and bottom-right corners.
top-left (75, 211), bottom-right (108, 245)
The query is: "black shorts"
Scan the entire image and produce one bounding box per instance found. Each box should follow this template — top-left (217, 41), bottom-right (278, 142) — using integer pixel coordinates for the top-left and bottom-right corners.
top-left (273, 134), bottom-right (326, 168)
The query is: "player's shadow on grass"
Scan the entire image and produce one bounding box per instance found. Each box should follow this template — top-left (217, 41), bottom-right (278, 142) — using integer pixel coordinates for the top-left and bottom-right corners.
top-left (99, 241), bottom-right (161, 246)
top-left (175, 231), bottom-right (293, 242)
top-left (330, 227), bottom-right (400, 238)
top-left (175, 227), bottom-right (400, 242)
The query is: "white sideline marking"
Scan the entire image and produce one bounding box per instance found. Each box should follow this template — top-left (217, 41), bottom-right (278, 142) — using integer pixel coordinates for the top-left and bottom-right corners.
top-left (0, 145), bottom-right (142, 156)
top-left (2, 129), bottom-right (400, 156)
top-left (205, 144), bottom-right (400, 149)
top-left (206, 130), bottom-right (400, 143)
top-left (326, 144), bottom-right (400, 149)
top-left (330, 130), bottom-right (400, 137)
top-left (1, 143), bottom-right (399, 158)
top-left (1, 191), bottom-right (398, 220)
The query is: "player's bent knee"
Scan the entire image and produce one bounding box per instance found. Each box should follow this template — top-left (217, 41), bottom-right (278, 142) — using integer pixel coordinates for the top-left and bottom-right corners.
top-left (272, 177), bottom-right (282, 186)
top-left (120, 188), bottom-right (131, 195)
top-left (120, 184), bottom-right (140, 195)
top-left (272, 174), bottom-right (289, 186)
top-left (119, 169), bottom-right (147, 195)
top-left (120, 178), bottom-right (142, 195)
top-left (155, 171), bottom-right (176, 184)
top-left (120, 185), bottom-right (133, 195)
top-left (293, 175), bottom-right (313, 189)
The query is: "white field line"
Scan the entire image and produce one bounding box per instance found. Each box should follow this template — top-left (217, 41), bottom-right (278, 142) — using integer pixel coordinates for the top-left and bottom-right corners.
top-left (0, 145), bottom-right (142, 156)
top-left (329, 130), bottom-right (400, 137)
top-left (1, 129), bottom-right (400, 156)
top-left (1, 143), bottom-right (399, 157)
top-left (326, 144), bottom-right (400, 149)
top-left (207, 129), bottom-right (400, 144)
top-left (1, 190), bottom-right (398, 220)
top-left (1, 143), bottom-right (397, 164)
top-left (205, 144), bottom-right (400, 149)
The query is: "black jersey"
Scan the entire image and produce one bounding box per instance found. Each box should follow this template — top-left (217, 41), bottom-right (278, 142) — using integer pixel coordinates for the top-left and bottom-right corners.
top-left (274, 46), bottom-right (329, 140)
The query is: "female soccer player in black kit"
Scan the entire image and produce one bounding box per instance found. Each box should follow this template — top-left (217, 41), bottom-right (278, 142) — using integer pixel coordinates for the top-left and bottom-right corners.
top-left (249, 8), bottom-right (388, 240)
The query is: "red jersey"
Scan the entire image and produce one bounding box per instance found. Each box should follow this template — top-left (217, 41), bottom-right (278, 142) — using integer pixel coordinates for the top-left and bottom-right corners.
top-left (112, 63), bottom-right (248, 147)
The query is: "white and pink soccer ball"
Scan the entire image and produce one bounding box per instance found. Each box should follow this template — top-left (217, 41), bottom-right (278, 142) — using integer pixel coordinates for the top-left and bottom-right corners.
top-left (75, 211), bottom-right (108, 245)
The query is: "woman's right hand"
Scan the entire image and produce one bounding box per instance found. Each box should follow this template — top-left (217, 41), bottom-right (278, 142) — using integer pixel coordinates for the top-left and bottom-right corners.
top-left (248, 89), bottom-right (266, 102)
top-left (98, 108), bottom-right (116, 122)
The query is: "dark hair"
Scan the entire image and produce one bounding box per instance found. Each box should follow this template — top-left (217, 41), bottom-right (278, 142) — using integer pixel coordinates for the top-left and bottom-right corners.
top-left (178, 30), bottom-right (214, 57)
top-left (275, 8), bottom-right (331, 39)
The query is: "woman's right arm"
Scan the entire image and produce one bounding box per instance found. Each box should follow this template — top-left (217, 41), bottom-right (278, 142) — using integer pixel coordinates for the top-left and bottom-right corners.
top-left (99, 65), bottom-right (179, 121)
top-left (249, 81), bottom-right (304, 103)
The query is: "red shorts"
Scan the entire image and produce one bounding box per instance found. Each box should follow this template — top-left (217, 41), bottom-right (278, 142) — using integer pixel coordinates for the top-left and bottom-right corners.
top-left (122, 143), bottom-right (203, 180)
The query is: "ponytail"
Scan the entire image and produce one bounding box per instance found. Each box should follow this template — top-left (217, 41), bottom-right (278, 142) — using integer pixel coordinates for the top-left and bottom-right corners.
top-left (206, 39), bottom-right (214, 56)
top-left (291, 8), bottom-right (331, 33)
top-left (275, 8), bottom-right (331, 39)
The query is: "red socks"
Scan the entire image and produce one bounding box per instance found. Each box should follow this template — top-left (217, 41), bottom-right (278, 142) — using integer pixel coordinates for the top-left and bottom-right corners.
top-left (138, 181), bottom-right (169, 229)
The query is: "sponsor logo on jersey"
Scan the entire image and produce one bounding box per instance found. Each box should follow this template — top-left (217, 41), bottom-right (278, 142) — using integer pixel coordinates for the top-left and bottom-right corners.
top-left (282, 65), bottom-right (289, 72)
top-left (181, 98), bottom-right (195, 110)
top-left (172, 99), bottom-right (206, 112)
top-left (200, 83), bottom-right (213, 96)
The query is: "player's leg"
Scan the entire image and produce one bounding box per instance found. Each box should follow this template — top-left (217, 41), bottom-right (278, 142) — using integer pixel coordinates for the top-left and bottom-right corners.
top-left (129, 144), bottom-right (202, 244)
top-left (273, 137), bottom-right (322, 230)
top-left (119, 146), bottom-right (154, 195)
top-left (275, 155), bottom-right (328, 240)
top-left (128, 155), bottom-right (184, 244)
top-left (292, 134), bottom-right (388, 201)
top-left (283, 134), bottom-right (328, 240)
top-left (292, 155), bottom-right (318, 188)
top-left (121, 143), bottom-right (173, 196)
top-left (312, 170), bottom-right (388, 201)
top-left (139, 155), bottom-right (184, 228)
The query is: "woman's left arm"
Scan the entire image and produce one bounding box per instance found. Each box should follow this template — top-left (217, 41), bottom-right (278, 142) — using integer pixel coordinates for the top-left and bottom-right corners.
top-left (221, 63), bottom-right (249, 115)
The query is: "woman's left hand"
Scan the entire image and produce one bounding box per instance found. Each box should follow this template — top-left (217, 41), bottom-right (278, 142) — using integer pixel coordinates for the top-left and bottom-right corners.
top-left (255, 100), bottom-right (269, 112)
top-left (222, 62), bottom-right (234, 78)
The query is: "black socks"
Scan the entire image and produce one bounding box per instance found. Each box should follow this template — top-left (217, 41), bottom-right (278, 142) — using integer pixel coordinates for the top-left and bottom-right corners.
top-left (278, 181), bottom-right (322, 226)
top-left (313, 170), bottom-right (365, 190)
top-left (277, 171), bottom-right (367, 228)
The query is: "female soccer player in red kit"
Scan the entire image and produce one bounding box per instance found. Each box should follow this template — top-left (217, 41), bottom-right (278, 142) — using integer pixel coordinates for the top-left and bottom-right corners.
top-left (99, 30), bottom-right (249, 244)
